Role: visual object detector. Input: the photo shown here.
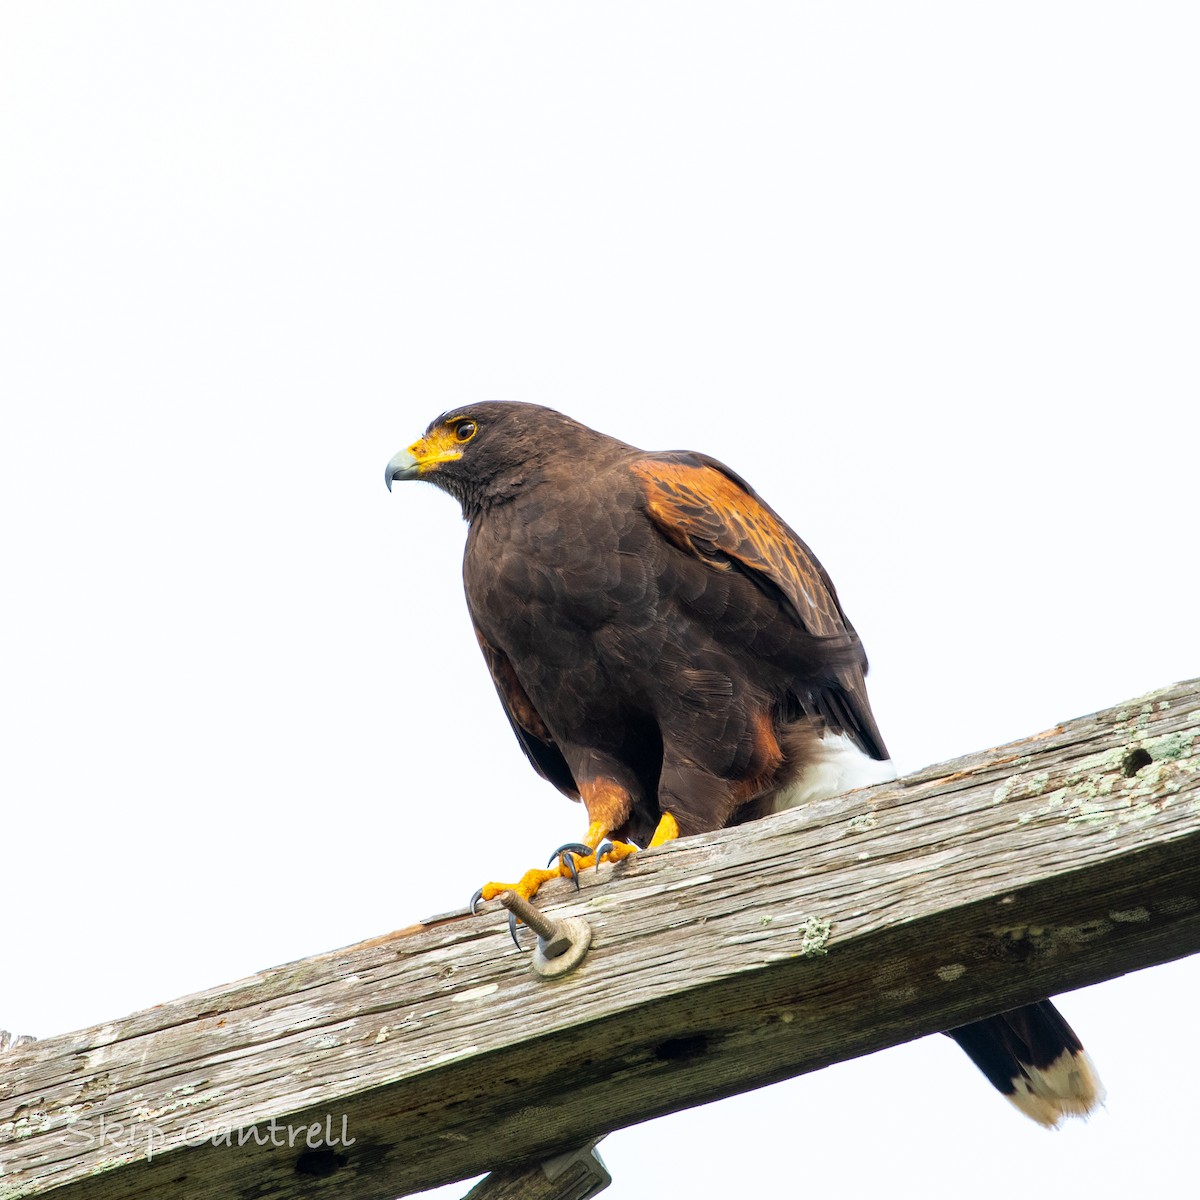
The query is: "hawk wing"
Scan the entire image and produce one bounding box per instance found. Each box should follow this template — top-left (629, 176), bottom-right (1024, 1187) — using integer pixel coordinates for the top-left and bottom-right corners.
top-left (631, 452), bottom-right (889, 761)
top-left (471, 623), bottom-right (580, 799)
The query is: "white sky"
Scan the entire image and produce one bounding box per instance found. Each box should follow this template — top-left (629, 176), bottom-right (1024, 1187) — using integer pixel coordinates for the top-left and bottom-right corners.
top-left (2, 3), bottom-right (1198, 1197)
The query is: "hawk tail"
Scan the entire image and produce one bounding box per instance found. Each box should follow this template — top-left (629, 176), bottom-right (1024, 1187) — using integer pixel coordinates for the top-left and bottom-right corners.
top-left (946, 1000), bottom-right (1105, 1127)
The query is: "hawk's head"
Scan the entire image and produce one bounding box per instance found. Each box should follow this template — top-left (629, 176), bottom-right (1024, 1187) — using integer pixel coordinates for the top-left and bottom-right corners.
top-left (385, 401), bottom-right (618, 518)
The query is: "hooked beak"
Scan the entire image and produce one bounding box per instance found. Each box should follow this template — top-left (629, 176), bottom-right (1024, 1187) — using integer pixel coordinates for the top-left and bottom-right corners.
top-left (385, 449), bottom-right (420, 491)
top-left (385, 428), bottom-right (466, 491)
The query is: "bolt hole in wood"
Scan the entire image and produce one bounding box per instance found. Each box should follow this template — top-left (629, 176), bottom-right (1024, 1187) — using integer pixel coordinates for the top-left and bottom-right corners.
top-left (655, 1034), bottom-right (710, 1062)
top-left (1122, 748), bottom-right (1154, 777)
top-left (294, 1149), bottom-right (349, 1177)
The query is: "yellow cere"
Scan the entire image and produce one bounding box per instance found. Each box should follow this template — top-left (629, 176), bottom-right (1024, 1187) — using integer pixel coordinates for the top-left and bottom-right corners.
top-left (407, 420), bottom-right (473, 472)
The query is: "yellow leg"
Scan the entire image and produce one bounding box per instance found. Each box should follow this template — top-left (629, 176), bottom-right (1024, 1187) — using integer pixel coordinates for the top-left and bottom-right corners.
top-left (581, 820), bottom-right (609, 850)
top-left (647, 812), bottom-right (680, 847)
top-left (578, 820), bottom-right (638, 863)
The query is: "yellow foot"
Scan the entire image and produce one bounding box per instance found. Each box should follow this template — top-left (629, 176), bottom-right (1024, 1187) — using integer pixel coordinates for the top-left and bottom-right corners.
top-left (476, 867), bottom-right (564, 906)
top-left (472, 857), bottom-right (610, 909)
top-left (471, 813), bottom-right (680, 912)
top-left (547, 817), bottom-right (642, 883)
top-left (550, 840), bottom-right (638, 873)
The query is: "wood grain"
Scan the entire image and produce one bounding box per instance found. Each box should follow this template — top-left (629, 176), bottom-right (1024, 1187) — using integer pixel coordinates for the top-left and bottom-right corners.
top-left (2, 680), bottom-right (1198, 1200)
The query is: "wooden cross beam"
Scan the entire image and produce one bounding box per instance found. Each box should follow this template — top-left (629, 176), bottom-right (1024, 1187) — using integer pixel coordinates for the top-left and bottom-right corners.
top-left (2, 680), bottom-right (1198, 1200)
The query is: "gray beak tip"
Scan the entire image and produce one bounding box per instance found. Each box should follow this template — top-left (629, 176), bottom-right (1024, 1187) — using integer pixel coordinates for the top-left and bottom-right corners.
top-left (385, 449), bottom-right (420, 491)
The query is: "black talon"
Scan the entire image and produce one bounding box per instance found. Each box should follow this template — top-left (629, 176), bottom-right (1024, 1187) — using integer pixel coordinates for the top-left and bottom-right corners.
top-left (470, 888), bottom-right (485, 914)
top-left (594, 839), bottom-right (615, 865)
top-left (546, 842), bottom-right (591, 866)
top-left (508, 910), bottom-right (529, 951)
top-left (565, 853), bottom-right (583, 889)
top-left (547, 841), bottom-right (592, 891)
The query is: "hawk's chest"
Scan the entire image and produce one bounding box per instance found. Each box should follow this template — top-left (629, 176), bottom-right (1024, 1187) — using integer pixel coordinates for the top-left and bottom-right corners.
top-left (463, 484), bottom-right (652, 655)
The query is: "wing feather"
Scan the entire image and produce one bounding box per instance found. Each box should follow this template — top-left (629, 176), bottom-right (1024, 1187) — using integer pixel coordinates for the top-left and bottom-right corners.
top-left (631, 453), bottom-right (889, 761)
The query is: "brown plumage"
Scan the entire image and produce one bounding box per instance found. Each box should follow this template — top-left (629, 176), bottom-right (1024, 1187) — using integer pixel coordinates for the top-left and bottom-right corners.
top-left (385, 400), bottom-right (1103, 1127)
top-left (388, 401), bottom-right (883, 846)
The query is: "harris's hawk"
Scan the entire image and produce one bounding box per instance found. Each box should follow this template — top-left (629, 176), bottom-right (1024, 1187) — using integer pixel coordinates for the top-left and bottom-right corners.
top-left (385, 401), bottom-right (1103, 1127)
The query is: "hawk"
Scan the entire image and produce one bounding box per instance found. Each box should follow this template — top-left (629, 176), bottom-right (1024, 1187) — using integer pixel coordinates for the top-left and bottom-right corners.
top-left (385, 401), bottom-right (1103, 1126)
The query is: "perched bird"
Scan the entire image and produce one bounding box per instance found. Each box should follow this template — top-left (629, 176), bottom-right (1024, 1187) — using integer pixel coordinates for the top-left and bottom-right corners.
top-left (385, 400), bottom-right (1103, 1127)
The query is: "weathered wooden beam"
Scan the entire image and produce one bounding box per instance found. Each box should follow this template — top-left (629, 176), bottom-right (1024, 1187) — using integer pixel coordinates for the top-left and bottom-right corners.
top-left (2, 680), bottom-right (1198, 1200)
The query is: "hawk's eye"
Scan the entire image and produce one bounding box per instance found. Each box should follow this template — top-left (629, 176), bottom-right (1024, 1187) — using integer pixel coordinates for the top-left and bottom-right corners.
top-left (454, 420), bottom-right (477, 443)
